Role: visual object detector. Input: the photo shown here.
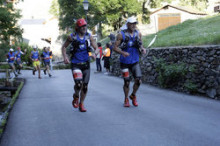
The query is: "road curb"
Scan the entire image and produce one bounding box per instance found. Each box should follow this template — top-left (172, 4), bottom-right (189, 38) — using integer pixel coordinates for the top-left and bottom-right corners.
top-left (0, 79), bottom-right (25, 141)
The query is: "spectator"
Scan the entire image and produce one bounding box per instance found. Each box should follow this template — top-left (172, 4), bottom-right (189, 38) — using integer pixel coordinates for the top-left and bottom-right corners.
top-left (96, 42), bottom-right (102, 72)
top-left (103, 43), bottom-right (111, 74)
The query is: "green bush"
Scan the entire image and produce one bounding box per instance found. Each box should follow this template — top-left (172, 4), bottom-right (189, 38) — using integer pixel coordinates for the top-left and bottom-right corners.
top-left (184, 80), bottom-right (197, 92)
top-left (0, 64), bottom-right (9, 69)
top-left (154, 57), bottom-right (187, 88)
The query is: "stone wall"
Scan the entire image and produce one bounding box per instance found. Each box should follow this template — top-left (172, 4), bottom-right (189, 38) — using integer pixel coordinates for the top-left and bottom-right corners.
top-left (111, 45), bottom-right (220, 99)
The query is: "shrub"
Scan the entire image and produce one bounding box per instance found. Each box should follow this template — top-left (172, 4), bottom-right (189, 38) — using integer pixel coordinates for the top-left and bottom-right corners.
top-left (154, 57), bottom-right (187, 88)
top-left (184, 80), bottom-right (197, 93)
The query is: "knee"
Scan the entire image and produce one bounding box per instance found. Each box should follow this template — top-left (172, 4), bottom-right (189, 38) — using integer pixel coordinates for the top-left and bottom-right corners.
top-left (135, 78), bottom-right (141, 86)
top-left (124, 80), bottom-right (130, 88)
top-left (75, 81), bottom-right (82, 90)
top-left (82, 83), bottom-right (88, 93)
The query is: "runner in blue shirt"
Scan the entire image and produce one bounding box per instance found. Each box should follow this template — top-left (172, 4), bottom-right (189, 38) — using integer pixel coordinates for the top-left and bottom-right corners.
top-left (61, 18), bottom-right (99, 112)
top-left (42, 47), bottom-right (52, 77)
top-left (6, 48), bottom-right (18, 77)
top-left (15, 47), bottom-right (25, 74)
top-left (113, 17), bottom-right (146, 107)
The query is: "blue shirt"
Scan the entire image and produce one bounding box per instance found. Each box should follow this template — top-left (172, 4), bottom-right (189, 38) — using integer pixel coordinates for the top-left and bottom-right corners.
top-left (8, 52), bottom-right (15, 63)
top-left (71, 33), bottom-right (90, 64)
top-left (120, 31), bottom-right (139, 64)
top-left (31, 51), bottom-right (39, 60)
top-left (43, 51), bottom-right (50, 62)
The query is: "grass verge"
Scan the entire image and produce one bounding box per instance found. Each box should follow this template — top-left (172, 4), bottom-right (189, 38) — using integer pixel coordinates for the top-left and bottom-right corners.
top-left (143, 14), bottom-right (220, 47)
top-left (0, 81), bottom-right (24, 138)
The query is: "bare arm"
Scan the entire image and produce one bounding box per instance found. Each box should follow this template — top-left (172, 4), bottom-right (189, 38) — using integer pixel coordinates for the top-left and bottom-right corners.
top-left (90, 35), bottom-right (99, 55)
top-left (61, 36), bottom-right (72, 64)
top-left (113, 33), bottom-right (129, 57)
top-left (139, 32), bottom-right (146, 54)
top-left (29, 52), bottom-right (32, 60)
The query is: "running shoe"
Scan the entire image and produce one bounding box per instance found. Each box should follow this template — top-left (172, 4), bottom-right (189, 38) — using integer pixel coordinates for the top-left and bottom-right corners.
top-left (79, 103), bottom-right (87, 112)
top-left (124, 98), bottom-right (130, 107)
top-left (72, 97), bottom-right (79, 108)
top-left (129, 94), bottom-right (138, 107)
top-left (33, 70), bottom-right (36, 75)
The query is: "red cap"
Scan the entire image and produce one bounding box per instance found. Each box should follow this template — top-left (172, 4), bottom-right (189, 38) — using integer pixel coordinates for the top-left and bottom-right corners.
top-left (17, 47), bottom-right (21, 50)
top-left (76, 18), bottom-right (87, 27)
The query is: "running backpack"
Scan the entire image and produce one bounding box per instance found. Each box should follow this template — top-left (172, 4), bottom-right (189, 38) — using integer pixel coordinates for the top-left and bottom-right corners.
top-left (69, 32), bottom-right (92, 55)
top-left (120, 30), bottom-right (142, 52)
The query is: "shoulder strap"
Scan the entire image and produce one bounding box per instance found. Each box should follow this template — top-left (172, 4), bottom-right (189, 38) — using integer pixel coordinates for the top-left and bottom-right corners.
top-left (134, 30), bottom-right (139, 40)
top-left (121, 30), bottom-right (125, 42)
top-left (71, 32), bottom-right (77, 41)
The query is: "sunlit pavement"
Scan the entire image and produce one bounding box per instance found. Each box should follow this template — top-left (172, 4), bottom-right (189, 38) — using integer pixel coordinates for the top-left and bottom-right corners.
top-left (1, 62), bottom-right (220, 146)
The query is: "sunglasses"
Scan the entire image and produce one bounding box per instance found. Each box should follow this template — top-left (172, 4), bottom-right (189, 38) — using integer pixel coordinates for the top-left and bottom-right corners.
top-left (80, 25), bottom-right (87, 28)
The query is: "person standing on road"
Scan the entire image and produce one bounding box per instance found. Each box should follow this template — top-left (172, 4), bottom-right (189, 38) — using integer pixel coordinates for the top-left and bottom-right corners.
top-left (113, 16), bottom-right (146, 107)
top-left (30, 45), bottom-right (41, 79)
top-left (103, 43), bottom-right (111, 74)
top-left (96, 42), bottom-right (102, 72)
top-left (6, 48), bottom-right (18, 77)
top-left (61, 18), bottom-right (99, 112)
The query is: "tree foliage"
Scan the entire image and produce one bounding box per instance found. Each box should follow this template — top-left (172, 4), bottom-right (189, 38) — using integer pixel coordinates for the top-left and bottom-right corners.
top-left (50, 0), bottom-right (142, 32)
top-left (0, 0), bottom-right (23, 61)
top-left (89, 0), bottom-right (142, 30)
top-left (50, 0), bottom-right (209, 39)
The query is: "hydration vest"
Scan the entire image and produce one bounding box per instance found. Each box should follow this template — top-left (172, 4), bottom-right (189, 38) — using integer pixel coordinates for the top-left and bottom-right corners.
top-left (8, 52), bottom-right (15, 63)
top-left (120, 30), bottom-right (142, 53)
top-left (31, 51), bottom-right (39, 61)
top-left (119, 30), bottom-right (142, 64)
top-left (43, 51), bottom-right (50, 62)
top-left (70, 32), bottom-right (91, 63)
top-left (15, 51), bottom-right (22, 59)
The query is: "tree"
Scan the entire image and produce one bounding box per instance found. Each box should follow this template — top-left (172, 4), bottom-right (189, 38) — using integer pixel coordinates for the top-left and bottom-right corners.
top-left (89, 0), bottom-right (142, 31)
top-left (0, 0), bottom-right (23, 61)
top-left (50, 0), bottom-right (142, 34)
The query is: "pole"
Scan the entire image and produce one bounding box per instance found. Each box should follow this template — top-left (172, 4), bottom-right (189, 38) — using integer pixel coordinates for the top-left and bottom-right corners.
top-left (85, 10), bottom-right (88, 22)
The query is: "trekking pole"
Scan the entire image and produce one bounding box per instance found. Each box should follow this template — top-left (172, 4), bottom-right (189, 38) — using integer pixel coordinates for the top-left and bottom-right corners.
top-left (140, 34), bottom-right (158, 63)
top-left (145, 34), bottom-right (157, 56)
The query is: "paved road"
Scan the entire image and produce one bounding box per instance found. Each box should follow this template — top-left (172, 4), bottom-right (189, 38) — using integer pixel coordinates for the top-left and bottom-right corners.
top-left (1, 63), bottom-right (220, 146)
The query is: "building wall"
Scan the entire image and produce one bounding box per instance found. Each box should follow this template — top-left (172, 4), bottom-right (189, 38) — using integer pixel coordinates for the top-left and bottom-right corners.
top-left (14, 0), bottom-right (62, 58)
top-left (149, 6), bottom-right (206, 33)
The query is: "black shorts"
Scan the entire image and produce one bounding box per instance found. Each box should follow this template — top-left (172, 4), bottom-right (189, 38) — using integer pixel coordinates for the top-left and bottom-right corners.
top-left (104, 57), bottom-right (110, 69)
top-left (71, 61), bottom-right (90, 84)
top-left (44, 61), bottom-right (50, 66)
top-left (120, 62), bottom-right (142, 79)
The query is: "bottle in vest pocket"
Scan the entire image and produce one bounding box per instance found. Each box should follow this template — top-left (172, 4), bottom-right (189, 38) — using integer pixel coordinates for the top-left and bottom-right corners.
top-left (122, 68), bottom-right (129, 78)
top-left (73, 69), bottom-right (83, 80)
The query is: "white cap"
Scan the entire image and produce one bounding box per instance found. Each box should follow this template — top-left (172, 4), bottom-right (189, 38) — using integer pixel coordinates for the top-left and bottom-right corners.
top-left (33, 45), bottom-right (38, 49)
top-left (9, 48), bottom-right (14, 52)
top-left (120, 16), bottom-right (138, 30)
top-left (126, 16), bottom-right (137, 23)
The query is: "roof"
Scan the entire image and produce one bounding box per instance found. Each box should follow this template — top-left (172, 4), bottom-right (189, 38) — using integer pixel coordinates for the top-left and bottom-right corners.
top-left (20, 19), bottom-right (46, 25)
top-left (150, 4), bottom-right (207, 15)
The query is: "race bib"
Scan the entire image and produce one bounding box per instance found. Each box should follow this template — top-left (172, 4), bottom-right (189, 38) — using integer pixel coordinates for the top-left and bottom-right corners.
top-left (122, 68), bottom-right (129, 78)
top-left (73, 69), bottom-right (83, 80)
